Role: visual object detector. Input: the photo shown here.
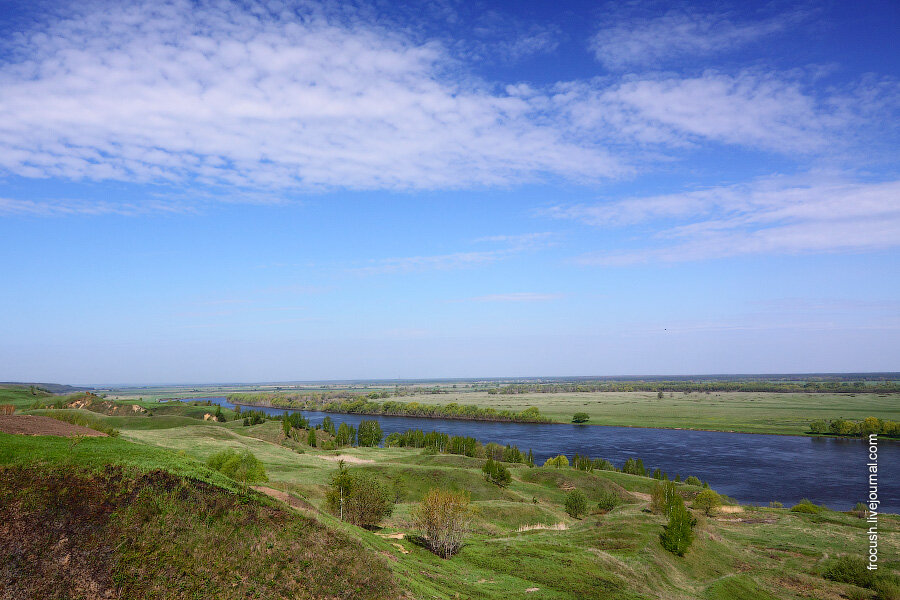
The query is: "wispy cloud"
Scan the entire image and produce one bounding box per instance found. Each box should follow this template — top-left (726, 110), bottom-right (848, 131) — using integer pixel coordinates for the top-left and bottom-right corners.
top-left (551, 175), bottom-right (900, 264)
top-left (0, 0), bottom-right (622, 194)
top-left (591, 9), bottom-right (806, 70)
top-left (0, 197), bottom-right (196, 216)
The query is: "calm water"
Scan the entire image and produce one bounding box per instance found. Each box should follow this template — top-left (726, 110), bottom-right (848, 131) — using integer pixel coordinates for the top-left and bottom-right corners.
top-left (186, 396), bottom-right (899, 511)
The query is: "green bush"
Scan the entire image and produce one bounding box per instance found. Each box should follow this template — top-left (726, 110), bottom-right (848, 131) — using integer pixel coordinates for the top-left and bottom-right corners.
top-left (596, 490), bottom-right (620, 512)
top-left (564, 489), bottom-right (588, 518)
top-left (790, 499), bottom-right (824, 514)
top-left (481, 458), bottom-right (511, 487)
top-left (571, 412), bottom-right (590, 423)
top-left (325, 464), bottom-right (394, 528)
top-left (659, 497), bottom-right (695, 556)
top-left (543, 454), bottom-right (569, 469)
top-left (692, 489), bottom-right (722, 516)
top-left (684, 476), bottom-right (702, 486)
top-left (205, 449), bottom-right (267, 484)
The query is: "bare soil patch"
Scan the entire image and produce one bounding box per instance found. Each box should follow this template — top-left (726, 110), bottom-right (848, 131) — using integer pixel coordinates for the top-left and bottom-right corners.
top-left (251, 486), bottom-right (318, 512)
top-left (68, 397), bottom-right (146, 416)
top-left (0, 415), bottom-right (106, 437)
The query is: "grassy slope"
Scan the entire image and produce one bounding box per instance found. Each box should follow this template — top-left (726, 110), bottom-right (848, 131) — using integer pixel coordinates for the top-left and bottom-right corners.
top-left (122, 417), bottom-right (899, 599)
top-left (393, 390), bottom-right (899, 435)
top-left (3, 388), bottom-right (898, 599)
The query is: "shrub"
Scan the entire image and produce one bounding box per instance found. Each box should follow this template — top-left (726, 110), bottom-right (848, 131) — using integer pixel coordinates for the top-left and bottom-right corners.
top-left (596, 490), bottom-right (620, 513)
top-left (684, 476), bottom-right (702, 486)
top-left (307, 428), bottom-right (317, 447)
top-left (325, 464), bottom-right (394, 528)
top-left (564, 489), bottom-right (588, 518)
top-left (692, 489), bottom-right (722, 516)
top-left (790, 499), bottom-right (824, 514)
top-left (572, 412), bottom-right (590, 423)
top-left (482, 458), bottom-right (512, 487)
top-left (0, 404), bottom-right (14, 415)
top-left (808, 419), bottom-right (828, 434)
top-left (543, 454), bottom-right (569, 469)
top-left (659, 497), bottom-right (696, 556)
top-left (823, 555), bottom-right (873, 588)
top-left (769, 501), bottom-right (783, 509)
top-left (412, 488), bottom-right (474, 559)
top-left (205, 448), bottom-right (267, 484)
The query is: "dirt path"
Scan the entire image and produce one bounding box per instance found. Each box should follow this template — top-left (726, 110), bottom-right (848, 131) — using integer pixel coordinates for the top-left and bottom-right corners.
top-left (251, 486), bottom-right (318, 512)
top-left (0, 415), bottom-right (106, 437)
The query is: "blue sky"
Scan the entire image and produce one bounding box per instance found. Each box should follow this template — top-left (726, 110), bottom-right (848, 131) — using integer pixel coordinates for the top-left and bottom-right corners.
top-left (0, 0), bottom-right (898, 384)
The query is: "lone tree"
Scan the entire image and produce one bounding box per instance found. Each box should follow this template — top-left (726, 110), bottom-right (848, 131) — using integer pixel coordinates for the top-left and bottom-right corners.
top-left (572, 412), bottom-right (590, 423)
top-left (660, 496), bottom-right (696, 556)
top-left (692, 489), bottom-right (722, 516)
top-left (325, 462), bottom-right (394, 528)
top-left (412, 488), bottom-right (474, 559)
top-left (564, 489), bottom-right (588, 518)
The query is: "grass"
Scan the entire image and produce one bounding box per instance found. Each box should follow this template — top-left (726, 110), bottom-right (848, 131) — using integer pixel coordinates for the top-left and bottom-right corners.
top-left (390, 390), bottom-right (899, 435)
top-left (1, 386), bottom-right (898, 599)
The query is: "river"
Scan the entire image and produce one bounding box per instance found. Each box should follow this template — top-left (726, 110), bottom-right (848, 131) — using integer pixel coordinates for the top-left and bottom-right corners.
top-left (185, 396), bottom-right (899, 511)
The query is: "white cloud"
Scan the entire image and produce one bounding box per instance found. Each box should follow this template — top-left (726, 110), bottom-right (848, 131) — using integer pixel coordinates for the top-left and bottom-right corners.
top-left (0, 197), bottom-right (195, 216)
top-left (0, 0), bottom-right (621, 192)
top-left (550, 176), bottom-right (900, 263)
top-left (591, 10), bottom-right (803, 70)
top-left (0, 0), bottom-right (893, 213)
top-left (558, 70), bottom-right (882, 153)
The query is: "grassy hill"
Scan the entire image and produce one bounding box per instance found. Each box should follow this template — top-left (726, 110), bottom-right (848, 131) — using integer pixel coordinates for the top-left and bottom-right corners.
top-left (0, 388), bottom-right (897, 599)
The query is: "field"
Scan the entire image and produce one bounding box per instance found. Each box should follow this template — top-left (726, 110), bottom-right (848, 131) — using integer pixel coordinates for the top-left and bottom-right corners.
top-left (393, 390), bottom-right (900, 435)
top-left (95, 381), bottom-right (900, 435)
top-left (1, 386), bottom-right (897, 599)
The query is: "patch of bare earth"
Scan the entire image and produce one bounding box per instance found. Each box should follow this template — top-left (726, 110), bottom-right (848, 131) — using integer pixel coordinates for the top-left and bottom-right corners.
top-left (0, 415), bottom-right (106, 437)
top-left (251, 486), bottom-right (317, 512)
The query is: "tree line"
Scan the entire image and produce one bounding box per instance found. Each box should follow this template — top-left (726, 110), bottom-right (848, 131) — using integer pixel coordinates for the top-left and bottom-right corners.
top-left (227, 393), bottom-right (551, 423)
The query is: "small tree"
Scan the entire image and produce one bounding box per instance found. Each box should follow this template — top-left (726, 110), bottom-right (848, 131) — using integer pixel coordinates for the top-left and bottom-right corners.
top-left (482, 458), bottom-right (512, 487)
top-left (596, 490), bottom-right (620, 513)
top-left (412, 488), bottom-right (474, 559)
top-left (572, 412), bottom-right (590, 423)
top-left (692, 489), bottom-right (722, 516)
top-left (307, 428), bottom-right (317, 447)
top-left (335, 422), bottom-right (357, 447)
top-left (684, 476), bottom-right (702, 487)
top-left (660, 497), bottom-right (696, 556)
top-left (564, 489), bottom-right (588, 518)
top-left (543, 454), bottom-right (569, 469)
top-left (282, 416), bottom-right (291, 438)
top-left (325, 464), bottom-right (394, 528)
top-left (322, 416), bottom-right (336, 436)
top-left (358, 420), bottom-right (383, 447)
top-left (650, 481), bottom-right (680, 515)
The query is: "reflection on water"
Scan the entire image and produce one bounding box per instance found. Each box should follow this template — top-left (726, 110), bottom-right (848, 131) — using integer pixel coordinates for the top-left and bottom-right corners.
top-left (186, 396), bottom-right (899, 511)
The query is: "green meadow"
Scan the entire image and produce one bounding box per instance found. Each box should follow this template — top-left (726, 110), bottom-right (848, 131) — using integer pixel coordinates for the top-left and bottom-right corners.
top-left (1, 387), bottom-right (897, 599)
